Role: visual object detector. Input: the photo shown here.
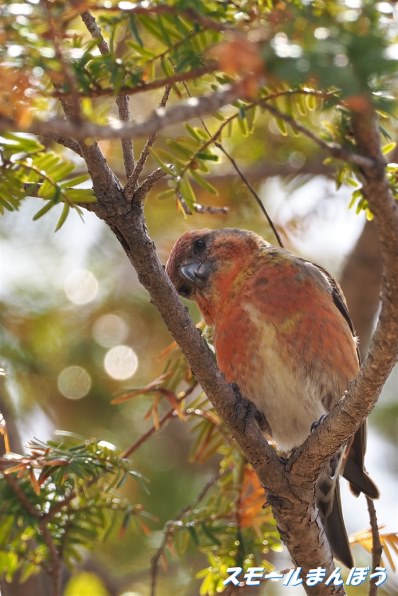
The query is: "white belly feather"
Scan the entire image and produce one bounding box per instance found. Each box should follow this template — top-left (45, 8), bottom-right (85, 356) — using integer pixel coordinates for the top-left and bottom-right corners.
top-left (240, 303), bottom-right (327, 452)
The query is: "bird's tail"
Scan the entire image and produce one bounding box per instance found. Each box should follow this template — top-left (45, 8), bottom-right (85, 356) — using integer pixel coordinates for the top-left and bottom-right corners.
top-left (343, 422), bottom-right (379, 499)
top-left (317, 422), bottom-right (379, 568)
top-left (323, 477), bottom-right (354, 569)
top-left (317, 456), bottom-right (353, 569)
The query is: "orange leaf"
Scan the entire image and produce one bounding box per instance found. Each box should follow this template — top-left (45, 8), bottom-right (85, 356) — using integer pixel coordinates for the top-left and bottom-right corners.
top-left (111, 372), bottom-right (172, 404)
top-left (210, 36), bottom-right (265, 78)
top-left (29, 469), bottom-right (41, 496)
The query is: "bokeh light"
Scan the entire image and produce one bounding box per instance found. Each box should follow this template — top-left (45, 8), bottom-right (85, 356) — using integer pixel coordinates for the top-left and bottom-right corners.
top-left (64, 269), bottom-right (98, 305)
top-left (92, 313), bottom-right (129, 347)
top-left (57, 366), bottom-right (92, 400)
top-left (104, 345), bottom-right (138, 380)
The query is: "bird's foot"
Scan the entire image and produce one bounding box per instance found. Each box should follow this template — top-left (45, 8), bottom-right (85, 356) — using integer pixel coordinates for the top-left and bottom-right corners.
top-left (311, 414), bottom-right (327, 433)
top-left (231, 384), bottom-right (265, 434)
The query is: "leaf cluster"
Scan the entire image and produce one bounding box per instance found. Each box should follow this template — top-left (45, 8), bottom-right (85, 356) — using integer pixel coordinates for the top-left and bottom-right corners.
top-left (0, 134), bottom-right (95, 230)
top-left (123, 339), bottom-right (282, 593)
top-left (0, 433), bottom-right (149, 583)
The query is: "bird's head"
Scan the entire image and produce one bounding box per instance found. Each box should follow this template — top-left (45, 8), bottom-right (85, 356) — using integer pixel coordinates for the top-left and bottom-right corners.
top-left (166, 228), bottom-right (267, 323)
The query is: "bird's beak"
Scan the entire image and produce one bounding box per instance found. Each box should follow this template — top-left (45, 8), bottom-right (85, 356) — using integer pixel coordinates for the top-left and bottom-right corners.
top-left (180, 261), bottom-right (212, 286)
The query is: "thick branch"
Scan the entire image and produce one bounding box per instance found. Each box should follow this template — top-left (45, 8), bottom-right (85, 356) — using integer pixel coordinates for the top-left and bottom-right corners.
top-left (288, 106), bottom-right (398, 484)
top-left (0, 84), bottom-right (239, 141)
top-left (62, 88), bottom-right (396, 596)
top-left (91, 197), bottom-right (340, 595)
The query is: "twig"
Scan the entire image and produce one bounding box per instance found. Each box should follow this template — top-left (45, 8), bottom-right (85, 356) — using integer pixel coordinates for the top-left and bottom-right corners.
top-left (2, 471), bottom-right (62, 596)
top-left (193, 203), bottom-right (229, 215)
top-left (215, 142), bottom-right (284, 247)
top-left (234, 459), bottom-right (246, 567)
top-left (77, 3), bottom-right (233, 32)
top-left (41, 0), bottom-right (82, 123)
top-left (125, 85), bottom-right (172, 201)
top-left (80, 11), bottom-right (110, 54)
top-left (260, 101), bottom-right (375, 169)
top-left (176, 189), bottom-right (192, 215)
top-left (150, 471), bottom-right (222, 596)
top-left (133, 167), bottom-right (168, 203)
top-left (366, 497), bottom-right (383, 596)
top-left (39, 133), bottom-right (83, 156)
top-left (53, 65), bottom-right (218, 100)
top-left (81, 11), bottom-right (136, 178)
top-left (121, 408), bottom-right (175, 459)
top-left (121, 383), bottom-right (198, 458)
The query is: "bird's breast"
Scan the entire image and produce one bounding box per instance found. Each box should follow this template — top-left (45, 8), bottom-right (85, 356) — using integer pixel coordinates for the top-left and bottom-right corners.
top-left (213, 296), bottom-right (356, 452)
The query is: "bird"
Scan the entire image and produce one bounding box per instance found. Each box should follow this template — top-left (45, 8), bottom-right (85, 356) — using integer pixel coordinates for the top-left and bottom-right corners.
top-left (166, 227), bottom-right (379, 568)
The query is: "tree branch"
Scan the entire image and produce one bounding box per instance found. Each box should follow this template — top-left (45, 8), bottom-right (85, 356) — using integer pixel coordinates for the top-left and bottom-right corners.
top-left (150, 471), bottom-right (222, 596)
top-left (38, 133), bottom-right (83, 156)
top-left (260, 102), bottom-right (375, 170)
top-left (288, 105), bottom-right (398, 484)
top-left (0, 84), bottom-right (239, 141)
top-left (124, 84), bottom-right (172, 200)
top-left (2, 472), bottom-right (62, 596)
top-left (80, 11), bottom-right (136, 178)
top-left (53, 65), bottom-right (217, 100)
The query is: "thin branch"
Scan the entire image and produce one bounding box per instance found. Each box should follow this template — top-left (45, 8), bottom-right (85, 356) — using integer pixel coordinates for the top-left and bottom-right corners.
top-left (39, 133), bottom-right (82, 156)
top-left (366, 497), bottom-right (383, 596)
top-left (260, 101), bottom-right (375, 169)
top-left (41, 0), bottom-right (82, 123)
top-left (79, 3), bottom-right (232, 32)
top-left (125, 85), bottom-right (172, 200)
top-left (177, 78), bottom-right (283, 245)
top-left (80, 11), bottom-right (110, 54)
top-left (150, 471), bottom-right (222, 596)
top-left (193, 203), bottom-right (229, 215)
top-left (53, 65), bottom-right (217, 100)
top-left (215, 142), bottom-right (284, 247)
top-left (2, 471), bottom-right (61, 596)
top-left (39, 6), bottom-right (119, 194)
top-left (121, 408), bottom-right (175, 459)
top-left (1, 467), bottom-right (39, 517)
top-left (133, 167), bottom-right (168, 203)
top-left (81, 11), bottom-right (136, 178)
top-left (117, 94), bottom-right (135, 178)
top-left (176, 189), bottom-right (193, 215)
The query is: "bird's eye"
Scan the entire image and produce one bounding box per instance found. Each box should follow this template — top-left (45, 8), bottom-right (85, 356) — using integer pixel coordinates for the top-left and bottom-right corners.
top-left (193, 238), bottom-right (206, 253)
top-left (178, 284), bottom-right (192, 298)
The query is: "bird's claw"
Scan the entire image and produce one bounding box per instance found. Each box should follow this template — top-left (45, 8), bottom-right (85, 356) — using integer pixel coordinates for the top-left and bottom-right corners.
top-left (232, 386), bottom-right (255, 434)
top-left (311, 414), bottom-right (327, 433)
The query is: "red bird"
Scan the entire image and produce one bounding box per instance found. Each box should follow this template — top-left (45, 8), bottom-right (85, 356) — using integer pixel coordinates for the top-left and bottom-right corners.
top-left (166, 227), bottom-right (379, 568)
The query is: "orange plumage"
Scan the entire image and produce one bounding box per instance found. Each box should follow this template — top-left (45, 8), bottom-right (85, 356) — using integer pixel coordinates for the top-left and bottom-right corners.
top-left (166, 228), bottom-right (378, 567)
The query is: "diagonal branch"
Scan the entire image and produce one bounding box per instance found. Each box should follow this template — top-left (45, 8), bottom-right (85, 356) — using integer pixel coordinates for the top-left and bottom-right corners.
top-left (150, 471), bottom-right (222, 596)
top-left (38, 133), bottom-right (82, 156)
top-left (288, 104), bottom-right (398, 484)
top-left (124, 84), bottom-right (172, 200)
top-left (2, 471), bottom-right (62, 596)
top-left (260, 102), bottom-right (374, 170)
top-left (80, 11), bottom-right (136, 178)
top-left (53, 65), bottom-right (217, 100)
